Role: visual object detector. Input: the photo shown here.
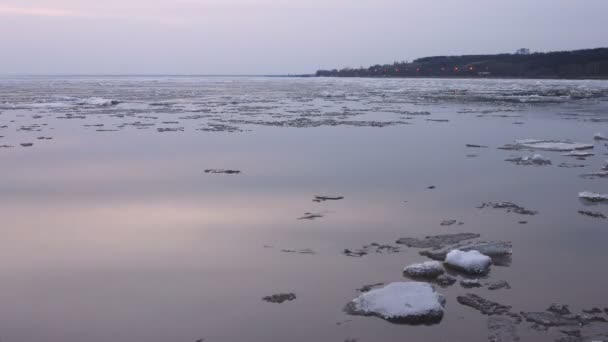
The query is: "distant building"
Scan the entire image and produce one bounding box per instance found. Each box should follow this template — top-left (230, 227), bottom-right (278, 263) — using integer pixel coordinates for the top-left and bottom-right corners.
top-left (478, 71), bottom-right (491, 76)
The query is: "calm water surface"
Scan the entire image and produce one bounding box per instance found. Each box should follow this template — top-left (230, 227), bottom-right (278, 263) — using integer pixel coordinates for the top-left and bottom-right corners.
top-left (0, 77), bottom-right (607, 342)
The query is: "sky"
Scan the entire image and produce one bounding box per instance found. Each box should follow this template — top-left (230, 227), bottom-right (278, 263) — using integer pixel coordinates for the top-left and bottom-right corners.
top-left (0, 0), bottom-right (607, 75)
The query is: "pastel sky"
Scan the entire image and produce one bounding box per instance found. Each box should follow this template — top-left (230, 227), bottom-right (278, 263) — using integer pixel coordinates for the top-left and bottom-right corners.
top-left (1, 0), bottom-right (606, 74)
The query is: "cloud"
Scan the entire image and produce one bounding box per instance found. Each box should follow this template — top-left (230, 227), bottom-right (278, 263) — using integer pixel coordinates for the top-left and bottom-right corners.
top-left (0, 5), bottom-right (83, 17)
top-left (0, 4), bottom-right (189, 26)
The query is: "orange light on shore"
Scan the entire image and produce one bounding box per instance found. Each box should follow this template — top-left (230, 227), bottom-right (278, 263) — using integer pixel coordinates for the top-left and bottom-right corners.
top-left (454, 67), bottom-right (459, 71)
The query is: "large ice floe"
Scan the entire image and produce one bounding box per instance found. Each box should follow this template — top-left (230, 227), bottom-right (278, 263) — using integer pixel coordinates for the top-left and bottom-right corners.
top-left (578, 191), bottom-right (608, 203)
top-left (403, 261), bottom-right (444, 279)
top-left (511, 139), bottom-right (594, 151)
top-left (445, 250), bottom-right (492, 275)
top-left (345, 282), bottom-right (446, 324)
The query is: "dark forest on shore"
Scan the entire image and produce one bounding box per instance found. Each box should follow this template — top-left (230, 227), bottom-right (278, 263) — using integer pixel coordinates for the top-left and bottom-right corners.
top-left (316, 48), bottom-right (608, 79)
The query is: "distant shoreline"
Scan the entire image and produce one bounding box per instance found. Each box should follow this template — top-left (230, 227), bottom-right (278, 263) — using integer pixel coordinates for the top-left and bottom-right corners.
top-left (298, 75), bottom-right (608, 80)
top-left (315, 48), bottom-right (608, 79)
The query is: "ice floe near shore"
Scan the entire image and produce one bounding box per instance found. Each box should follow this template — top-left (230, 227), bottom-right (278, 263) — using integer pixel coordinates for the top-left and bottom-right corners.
top-left (445, 250), bottom-right (492, 275)
top-left (345, 282), bottom-right (446, 324)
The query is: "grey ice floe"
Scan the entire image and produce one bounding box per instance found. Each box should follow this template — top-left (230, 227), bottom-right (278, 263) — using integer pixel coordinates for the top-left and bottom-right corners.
top-left (434, 274), bottom-right (457, 287)
top-left (420, 241), bottom-right (512, 262)
top-left (578, 210), bottom-right (606, 219)
top-left (204, 169), bottom-right (241, 174)
top-left (344, 282), bottom-right (446, 324)
top-left (313, 195), bottom-right (344, 202)
top-left (580, 171), bottom-right (608, 179)
top-left (578, 191), bottom-right (608, 203)
top-left (445, 250), bottom-right (492, 275)
top-left (478, 201), bottom-right (537, 215)
top-left (457, 293), bottom-right (512, 315)
top-left (460, 279), bottom-right (482, 288)
top-left (488, 317), bottom-right (520, 342)
top-left (263, 293), bottom-right (296, 303)
top-left (403, 261), bottom-right (444, 279)
top-left (343, 243), bottom-right (400, 257)
top-left (593, 133), bottom-right (608, 141)
top-left (396, 233), bottom-right (480, 249)
top-left (488, 280), bottom-right (511, 290)
top-left (562, 150), bottom-right (594, 157)
top-left (298, 212), bottom-right (324, 220)
top-left (505, 154), bottom-right (551, 166)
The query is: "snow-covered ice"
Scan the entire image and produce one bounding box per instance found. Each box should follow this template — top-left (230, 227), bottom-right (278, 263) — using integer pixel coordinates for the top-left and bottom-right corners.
top-left (445, 250), bottom-right (492, 274)
top-left (345, 282), bottom-right (446, 324)
top-left (578, 191), bottom-right (608, 202)
top-left (403, 261), bottom-right (444, 279)
top-left (514, 139), bottom-right (594, 151)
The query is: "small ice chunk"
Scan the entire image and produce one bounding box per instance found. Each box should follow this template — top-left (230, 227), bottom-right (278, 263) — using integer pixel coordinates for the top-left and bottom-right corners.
top-left (460, 279), bottom-right (482, 288)
top-left (345, 282), bottom-right (446, 324)
top-left (445, 250), bottom-right (492, 274)
top-left (506, 154), bottom-right (551, 165)
top-left (403, 261), bottom-right (444, 279)
top-left (514, 139), bottom-right (593, 151)
top-left (578, 191), bottom-right (608, 203)
top-left (593, 133), bottom-right (608, 141)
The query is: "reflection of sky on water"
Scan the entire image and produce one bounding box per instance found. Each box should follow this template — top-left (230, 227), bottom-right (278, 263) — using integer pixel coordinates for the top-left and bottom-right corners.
top-left (0, 77), bottom-right (607, 341)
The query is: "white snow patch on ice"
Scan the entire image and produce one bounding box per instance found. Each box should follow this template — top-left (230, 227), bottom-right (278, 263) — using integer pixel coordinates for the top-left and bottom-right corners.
top-left (445, 250), bottom-right (492, 274)
top-left (348, 282), bottom-right (445, 321)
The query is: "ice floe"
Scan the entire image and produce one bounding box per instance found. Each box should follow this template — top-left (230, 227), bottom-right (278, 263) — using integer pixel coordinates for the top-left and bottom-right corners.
top-left (578, 191), bottom-right (608, 203)
top-left (445, 250), bottom-right (492, 275)
top-left (345, 282), bottom-right (446, 324)
top-left (505, 154), bottom-right (551, 165)
top-left (593, 133), bottom-right (608, 141)
top-left (421, 241), bottom-right (512, 261)
top-left (75, 97), bottom-right (120, 107)
top-left (512, 139), bottom-right (594, 151)
top-left (562, 150), bottom-right (594, 157)
top-left (403, 261), bottom-right (444, 279)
